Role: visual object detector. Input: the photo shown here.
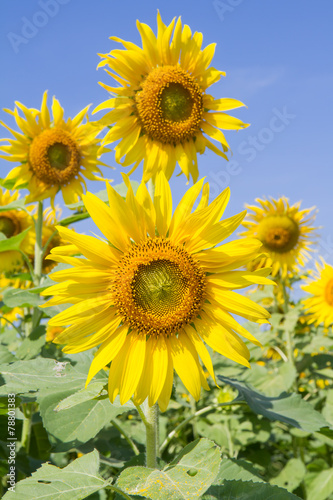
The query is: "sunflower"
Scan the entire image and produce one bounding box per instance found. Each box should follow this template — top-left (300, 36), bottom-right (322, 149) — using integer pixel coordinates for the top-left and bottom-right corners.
top-left (241, 197), bottom-right (317, 278)
top-left (94, 12), bottom-right (248, 183)
top-left (0, 188), bottom-right (35, 272)
top-left (0, 91), bottom-right (110, 206)
top-left (42, 174), bottom-right (271, 411)
top-left (301, 260), bottom-right (333, 328)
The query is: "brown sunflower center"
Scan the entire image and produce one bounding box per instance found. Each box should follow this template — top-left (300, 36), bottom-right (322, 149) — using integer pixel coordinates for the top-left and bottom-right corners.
top-left (29, 128), bottom-right (81, 186)
top-left (257, 215), bottom-right (300, 253)
top-left (325, 279), bottom-right (333, 306)
top-left (135, 66), bottom-right (203, 145)
top-left (0, 216), bottom-right (19, 238)
top-left (113, 238), bottom-right (206, 336)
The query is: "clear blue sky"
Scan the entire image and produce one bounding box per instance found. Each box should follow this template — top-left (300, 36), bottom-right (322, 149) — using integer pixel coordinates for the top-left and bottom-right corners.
top-left (1, 0), bottom-right (332, 266)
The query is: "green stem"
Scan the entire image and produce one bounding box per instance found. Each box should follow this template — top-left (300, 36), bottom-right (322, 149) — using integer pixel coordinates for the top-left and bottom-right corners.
top-left (33, 201), bottom-right (44, 286)
top-left (160, 401), bottom-right (246, 454)
top-left (21, 403), bottom-right (32, 454)
top-left (281, 279), bottom-right (298, 391)
top-left (145, 403), bottom-right (159, 468)
top-left (111, 418), bottom-right (140, 456)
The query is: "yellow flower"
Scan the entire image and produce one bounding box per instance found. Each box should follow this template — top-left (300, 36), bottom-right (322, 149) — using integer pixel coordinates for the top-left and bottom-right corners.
top-left (45, 325), bottom-right (64, 342)
top-left (94, 12), bottom-right (248, 183)
top-left (0, 188), bottom-right (34, 272)
top-left (42, 174), bottom-right (271, 411)
top-left (0, 92), bottom-right (110, 206)
top-left (302, 260), bottom-right (333, 328)
top-left (241, 196), bottom-right (317, 278)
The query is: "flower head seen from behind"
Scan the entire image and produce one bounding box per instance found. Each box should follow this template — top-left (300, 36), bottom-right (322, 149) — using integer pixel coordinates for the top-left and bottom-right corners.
top-left (241, 197), bottom-right (317, 278)
top-left (42, 174), bottom-right (271, 411)
top-left (0, 188), bottom-right (34, 273)
top-left (302, 260), bottom-right (333, 328)
top-left (0, 91), bottom-right (110, 206)
top-left (95, 12), bottom-right (248, 183)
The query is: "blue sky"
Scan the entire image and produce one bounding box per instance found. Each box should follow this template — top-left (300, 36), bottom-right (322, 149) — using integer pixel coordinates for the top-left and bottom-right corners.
top-left (0, 0), bottom-right (332, 266)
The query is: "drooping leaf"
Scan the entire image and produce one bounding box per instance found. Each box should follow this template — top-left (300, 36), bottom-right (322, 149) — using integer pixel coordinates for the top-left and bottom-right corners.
top-left (218, 375), bottom-right (330, 432)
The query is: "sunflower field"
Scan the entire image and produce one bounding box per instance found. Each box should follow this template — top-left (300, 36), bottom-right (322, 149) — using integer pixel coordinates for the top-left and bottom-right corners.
top-left (1, 6), bottom-right (333, 500)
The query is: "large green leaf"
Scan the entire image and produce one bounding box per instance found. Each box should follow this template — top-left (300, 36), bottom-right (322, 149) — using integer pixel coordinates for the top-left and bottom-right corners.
top-left (38, 386), bottom-right (121, 450)
top-left (117, 438), bottom-right (221, 499)
top-left (202, 480), bottom-right (302, 499)
top-left (270, 458), bottom-right (306, 492)
top-left (15, 325), bottom-right (46, 360)
top-left (0, 353), bottom-right (100, 395)
top-left (0, 227), bottom-right (31, 252)
top-left (55, 381), bottom-right (107, 411)
top-left (305, 469), bottom-right (333, 500)
top-left (2, 287), bottom-right (44, 308)
top-left (216, 458), bottom-right (264, 483)
top-left (2, 450), bottom-right (111, 500)
top-left (218, 375), bottom-right (330, 432)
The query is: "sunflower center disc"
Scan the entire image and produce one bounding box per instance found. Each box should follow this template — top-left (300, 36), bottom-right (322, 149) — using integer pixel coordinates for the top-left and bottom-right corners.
top-left (113, 238), bottom-right (206, 336)
top-left (325, 279), bottom-right (333, 306)
top-left (0, 216), bottom-right (17, 238)
top-left (258, 215), bottom-right (300, 253)
top-left (47, 143), bottom-right (72, 171)
top-left (160, 83), bottom-right (193, 122)
top-left (132, 259), bottom-right (188, 316)
top-left (135, 66), bottom-right (203, 144)
top-left (29, 128), bottom-right (81, 186)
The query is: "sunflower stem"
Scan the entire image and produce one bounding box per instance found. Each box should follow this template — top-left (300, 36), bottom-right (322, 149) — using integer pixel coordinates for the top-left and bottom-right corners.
top-left (144, 402), bottom-right (159, 469)
top-left (281, 279), bottom-right (298, 390)
top-left (33, 201), bottom-right (44, 286)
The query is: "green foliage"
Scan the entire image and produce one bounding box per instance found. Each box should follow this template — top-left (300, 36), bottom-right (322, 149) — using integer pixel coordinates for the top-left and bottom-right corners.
top-left (1, 190), bottom-right (333, 500)
top-left (218, 375), bottom-right (330, 432)
top-left (117, 439), bottom-right (221, 499)
top-left (0, 227), bottom-right (31, 252)
top-left (2, 450), bottom-right (111, 500)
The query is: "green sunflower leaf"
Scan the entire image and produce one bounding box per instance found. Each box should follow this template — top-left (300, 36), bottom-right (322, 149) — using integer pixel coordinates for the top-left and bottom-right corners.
top-left (202, 480), bottom-right (302, 499)
top-left (0, 197), bottom-right (26, 212)
top-left (0, 226), bottom-right (31, 252)
top-left (2, 449), bottom-right (111, 500)
top-left (2, 287), bottom-right (44, 308)
top-left (218, 375), bottom-right (330, 432)
top-left (215, 458), bottom-right (265, 483)
top-left (116, 438), bottom-right (221, 499)
top-left (15, 325), bottom-right (46, 360)
top-left (270, 458), bottom-right (306, 492)
top-left (304, 468), bottom-right (333, 500)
